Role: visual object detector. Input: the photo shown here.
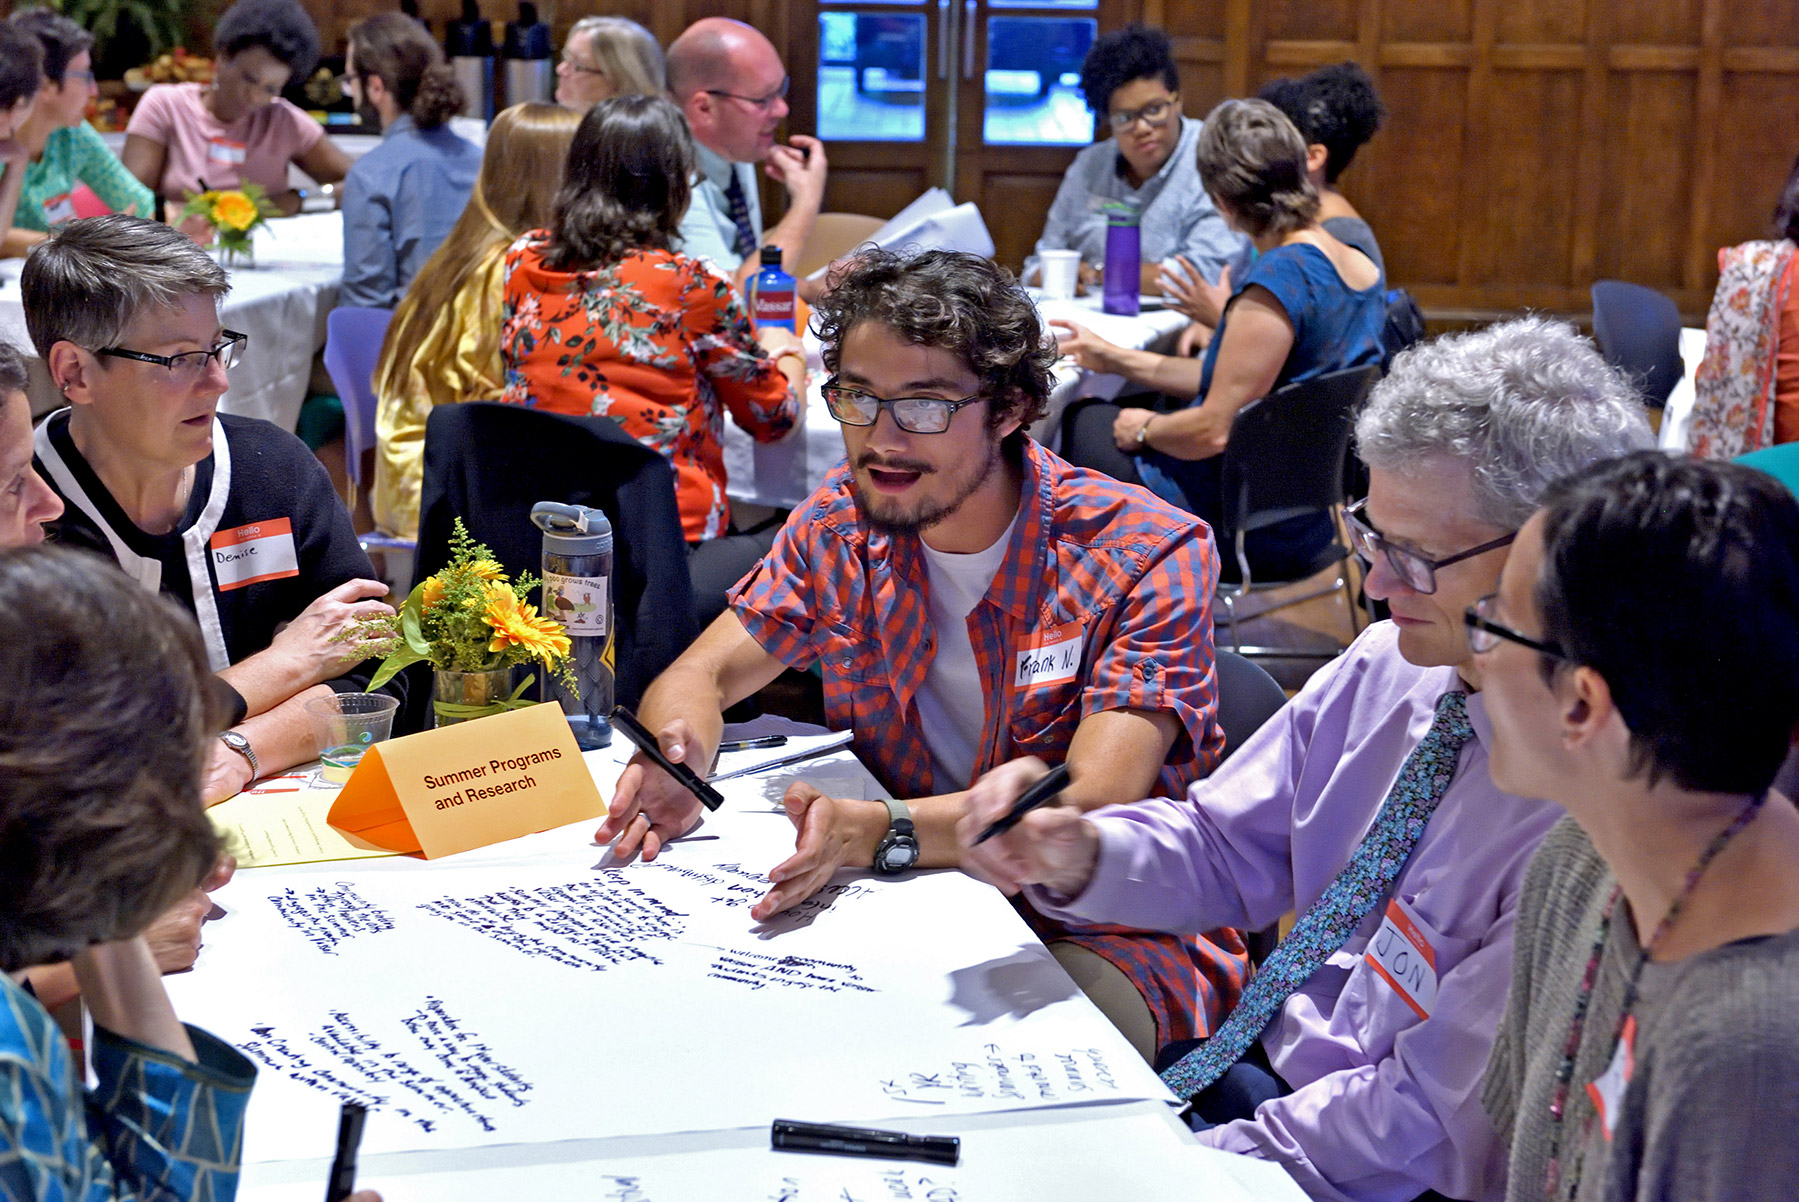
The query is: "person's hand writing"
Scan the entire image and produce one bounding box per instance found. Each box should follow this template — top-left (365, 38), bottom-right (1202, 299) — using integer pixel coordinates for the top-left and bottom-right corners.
top-left (1048, 319), bottom-right (1125, 376)
top-left (595, 717), bottom-right (707, 860)
top-left (1112, 407), bottom-right (1156, 452)
top-left (265, 579), bottom-right (395, 691)
top-left (201, 736), bottom-right (255, 806)
top-left (764, 134), bottom-right (828, 208)
top-left (1159, 257), bottom-right (1231, 327)
top-left (752, 782), bottom-right (883, 921)
top-left (958, 758), bottom-right (1099, 897)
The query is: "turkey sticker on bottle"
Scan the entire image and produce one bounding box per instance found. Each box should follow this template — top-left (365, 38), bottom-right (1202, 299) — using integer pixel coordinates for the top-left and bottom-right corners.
top-left (544, 572), bottom-right (608, 636)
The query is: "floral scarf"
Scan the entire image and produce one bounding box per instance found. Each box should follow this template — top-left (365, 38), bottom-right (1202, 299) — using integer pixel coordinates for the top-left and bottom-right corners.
top-left (1688, 239), bottom-right (1796, 458)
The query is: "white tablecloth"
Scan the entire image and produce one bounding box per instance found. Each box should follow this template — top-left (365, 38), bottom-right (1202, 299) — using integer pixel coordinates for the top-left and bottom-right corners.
top-left (723, 296), bottom-right (1189, 510)
top-left (2, 211), bottom-right (343, 430)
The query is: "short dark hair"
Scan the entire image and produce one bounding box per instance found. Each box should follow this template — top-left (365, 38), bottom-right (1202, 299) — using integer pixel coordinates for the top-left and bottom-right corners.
top-left (8, 8), bottom-right (89, 87)
top-left (349, 12), bottom-right (463, 130)
top-left (0, 546), bottom-right (224, 972)
top-left (1078, 25), bottom-right (1177, 116)
top-left (1195, 98), bottom-right (1319, 238)
top-left (0, 342), bottom-right (27, 397)
top-left (0, 23), bottom-right (43, 110)
top-left (1535, 451), bottom-right (1799, 795)
top-left (1773, 153), bottom-right (1799, 244)
top-left (546, 94), bottom-right (691, 271)
top-left (1257, 61), bottom-right (1385, 184)
top-left (812, 249), bottom-right (1056, 436)
top-left (214, 0), bottom-right (320, 79)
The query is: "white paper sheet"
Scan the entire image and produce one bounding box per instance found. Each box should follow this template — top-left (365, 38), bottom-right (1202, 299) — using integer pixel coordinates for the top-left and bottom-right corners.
top-left (169, 784), bottom-right (1171, 1164)
top-left (806, 190), bottom-right (995, 277)
top-left (235, 1103), bottom-right (1304, 1202)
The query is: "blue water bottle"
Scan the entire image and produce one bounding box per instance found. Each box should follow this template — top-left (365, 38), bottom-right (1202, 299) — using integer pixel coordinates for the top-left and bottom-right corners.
top-left (751, 245), bottom-right (796, 332)
top-left (1102, 201), bottom-right (1142, 316)
top-left (531, 503), bottom-right (613, 749)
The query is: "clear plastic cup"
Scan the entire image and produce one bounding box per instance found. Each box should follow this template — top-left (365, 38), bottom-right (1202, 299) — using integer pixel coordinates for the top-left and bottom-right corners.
top-left (304, 693), bottom-right (400, 783)
top-left (1039, 249), bottom-right (1082, 300)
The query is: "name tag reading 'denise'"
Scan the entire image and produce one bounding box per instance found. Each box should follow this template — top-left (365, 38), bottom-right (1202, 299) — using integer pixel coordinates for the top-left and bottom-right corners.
top-left (210, 518), bottom-right (300, 591)
top-left (1015, 621), bottom-right (1083, 691)
top-left (327, 703), bottom-right (606, 859)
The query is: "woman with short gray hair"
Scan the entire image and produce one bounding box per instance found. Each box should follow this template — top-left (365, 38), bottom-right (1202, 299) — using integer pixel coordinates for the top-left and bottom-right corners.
top-left (1057, 97), bottom-right (1387, 575)
top-left (24, 214), bottom-right (400, 806)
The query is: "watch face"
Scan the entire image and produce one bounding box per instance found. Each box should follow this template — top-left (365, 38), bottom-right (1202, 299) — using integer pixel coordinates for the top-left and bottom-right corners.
top-left (877, 837), bottom-right (919, 873)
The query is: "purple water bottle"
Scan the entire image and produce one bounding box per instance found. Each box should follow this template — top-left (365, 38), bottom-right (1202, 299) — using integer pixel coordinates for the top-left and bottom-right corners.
top-left (1102, 201), bottom-right (1141, 316)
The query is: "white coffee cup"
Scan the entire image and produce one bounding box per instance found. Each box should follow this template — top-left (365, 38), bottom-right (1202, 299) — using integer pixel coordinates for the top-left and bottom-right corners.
top-left (1039, 249), bottom-right (1082, 300)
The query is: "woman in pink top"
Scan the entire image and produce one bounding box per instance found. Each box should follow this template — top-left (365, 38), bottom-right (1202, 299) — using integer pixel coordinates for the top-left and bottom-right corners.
top-left (122, 0), bottom-right (349, 216)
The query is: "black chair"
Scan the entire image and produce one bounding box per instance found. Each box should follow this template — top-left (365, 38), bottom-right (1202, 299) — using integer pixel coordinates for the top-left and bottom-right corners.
top-left (1591, 280), bottom-right (1683, 409)
top-left (1214, 365), bottom-right (1383, 659)
top-left (414, 402), bottom-right (699, 715)
top-left (1213, 649), bottom-right (1292, 963)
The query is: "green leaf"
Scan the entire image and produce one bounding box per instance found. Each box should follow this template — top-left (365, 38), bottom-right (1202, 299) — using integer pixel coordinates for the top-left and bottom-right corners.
top-left (365, 645), bottom-right (427, 693)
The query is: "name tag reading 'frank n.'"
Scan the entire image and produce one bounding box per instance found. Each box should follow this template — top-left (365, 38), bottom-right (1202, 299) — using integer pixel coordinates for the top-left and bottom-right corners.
top-left (210, 518), bottom-right (300, 591)
top-left (1015, 621), bottom-right (1083, 691)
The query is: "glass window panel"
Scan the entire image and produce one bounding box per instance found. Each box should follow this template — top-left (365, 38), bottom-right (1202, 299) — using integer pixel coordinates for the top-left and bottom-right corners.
top-left (988, 0), bottom-right (1096, 8)
top-left (982, 17), bottom-right (1096, 146)
top-left (817, 12), bottom-right (926, 143)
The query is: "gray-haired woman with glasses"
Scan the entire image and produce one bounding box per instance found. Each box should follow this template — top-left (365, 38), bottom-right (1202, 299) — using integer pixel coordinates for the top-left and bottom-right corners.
top-left (22, 214), bottom-right (400, 805)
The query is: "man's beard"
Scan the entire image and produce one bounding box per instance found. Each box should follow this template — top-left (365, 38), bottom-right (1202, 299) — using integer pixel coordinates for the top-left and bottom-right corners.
top-left (853, 435), bottom-right (1003, 536)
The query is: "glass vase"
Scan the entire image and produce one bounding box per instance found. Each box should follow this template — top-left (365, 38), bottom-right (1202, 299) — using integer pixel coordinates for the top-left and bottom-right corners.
top-left (432, 665), bottom-right (517, 728)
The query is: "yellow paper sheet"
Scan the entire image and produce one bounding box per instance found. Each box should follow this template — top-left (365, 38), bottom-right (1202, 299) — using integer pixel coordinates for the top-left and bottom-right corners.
top-left (209, 771), bottom-right (402, 868)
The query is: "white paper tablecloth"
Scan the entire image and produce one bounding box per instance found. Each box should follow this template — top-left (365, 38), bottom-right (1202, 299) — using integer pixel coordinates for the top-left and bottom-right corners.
top-left (2, 211), bottom-right (343, 432)
top-left (722, 296), bottom-right (1189, 511)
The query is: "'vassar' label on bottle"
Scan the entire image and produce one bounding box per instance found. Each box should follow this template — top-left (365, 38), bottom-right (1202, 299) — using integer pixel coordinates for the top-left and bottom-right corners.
top-left (754, 289), bottom-right (795, 327)
top-left (543, 572), bottom-right (607, 635)
top-left (1015, 621), bottom-right (1083, 690)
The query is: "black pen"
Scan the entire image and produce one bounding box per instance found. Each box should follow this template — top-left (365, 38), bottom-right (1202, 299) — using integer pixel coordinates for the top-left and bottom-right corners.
top-left (717, 735), bottom-right (788, 753)
top-left (610, 705), bottom-right (726, 811)
top-left (971, 762), bottom-right (1073, 845)
top-left (771, 1119), bottom-right (960, 1166)
top-left (324, 1101), bottom-right (366, 1202)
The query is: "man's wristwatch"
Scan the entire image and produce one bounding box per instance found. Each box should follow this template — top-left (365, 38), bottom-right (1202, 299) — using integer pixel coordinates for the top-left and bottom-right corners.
top-left (218, 730), bottom-right (259, 782)
top-left (1134, 416), bottom-right (1155, 450)
top-left (872, 797), bottom-right (919, 875)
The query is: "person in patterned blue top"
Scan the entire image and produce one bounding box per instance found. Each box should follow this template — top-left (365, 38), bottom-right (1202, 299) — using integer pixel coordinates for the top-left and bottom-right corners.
top-left (0, 547), bottom-right (381, 1202)
top-left (1056, 98), bottom-right (1386, 574)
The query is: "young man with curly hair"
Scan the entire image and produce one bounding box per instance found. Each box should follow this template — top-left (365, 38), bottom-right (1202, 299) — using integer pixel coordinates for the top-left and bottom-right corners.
top-left (600, 249), bottom-right (1247, 1062)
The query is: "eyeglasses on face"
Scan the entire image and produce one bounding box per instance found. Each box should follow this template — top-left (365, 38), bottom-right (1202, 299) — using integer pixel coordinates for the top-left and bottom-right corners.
top-left (62, 69), bottom-right (97, 88)
top-left (559, 55), bottom-right (607, 76)
top-left (705, 75), bottom-right (790, 111)
top-left (821, 379), bottom-right (985, 435)
top-left (1108, 97), bottom-right (1177, 131)
top-left (1343, 497), bottom-right (1516, 595)
top-left (94, 330), bottom-right (247, 383)
top-left (1464, 593), bottom-right (1569, 660)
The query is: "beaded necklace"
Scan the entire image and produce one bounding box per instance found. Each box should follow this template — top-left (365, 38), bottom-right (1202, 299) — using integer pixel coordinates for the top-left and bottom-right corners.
top-left (1540, 791), bottom-right (1767, 1199)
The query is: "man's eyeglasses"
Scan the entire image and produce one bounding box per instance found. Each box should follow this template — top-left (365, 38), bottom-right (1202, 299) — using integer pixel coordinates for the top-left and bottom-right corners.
top-left (1343, 497), bottom-right (1515, 595)
top-left (94, 330), bottom-right (247, 384)
top-left (1464, 594), bottom-right (1569, 660)
top-left (559, 55), bottom-right (606, 77)
top-left (822, 379), bottom-right (985, 435)
top-left (705, 75), bottom-right (790, 112)
top-left (339, 70), bottom-right (360, 98)
top-left (62, 69), bottom-right (97, 88)
top-left (1108, 97), bottom-right (1178, 131)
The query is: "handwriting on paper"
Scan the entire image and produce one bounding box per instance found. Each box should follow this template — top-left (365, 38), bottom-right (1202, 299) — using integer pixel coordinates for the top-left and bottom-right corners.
top-left (240, 996), bottom-right (531, 1134)
top-left (417, 873), bottom-right (687, 971)
top-left (706, 947), bottom-right (877, 994)
top-left (269, 882), bottom-right (395, 955)
top-left (878, 1044), bottom-right (1119, 1106)
top-left (766, 1169), bottom-right (963, 1201)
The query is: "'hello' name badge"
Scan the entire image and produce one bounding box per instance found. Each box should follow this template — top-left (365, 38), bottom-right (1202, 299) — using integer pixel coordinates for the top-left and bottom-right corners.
top-left (210, 518), bottom-right (300, 591)
top-left (1365, 896), bottom-right (1441, 1020)
top-left (1015, 620), bottom-right (1082, 691)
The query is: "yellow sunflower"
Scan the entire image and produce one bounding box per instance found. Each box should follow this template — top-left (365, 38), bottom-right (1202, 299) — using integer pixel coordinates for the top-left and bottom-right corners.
top-left (484, 584), bottom-right (572, 661)
top-left (420, 574), bottom-right (445, 610)
top-left (470, 559), bottom-right (507, 582)
top-left (211, 191), bottom-right (260, 232)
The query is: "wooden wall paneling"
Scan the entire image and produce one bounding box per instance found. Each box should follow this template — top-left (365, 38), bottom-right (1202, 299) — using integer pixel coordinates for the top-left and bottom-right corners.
top-left (1568, 0), bottom-right (1609, 287)
top-left (1223, 0), bottom-right (1251, 99)
top-left (1382, 0), bottom-right (1471, 43)
top-left (1720, 0), bottom-right (1799, 48)
top-left (1348, 67), bottom-right (1466, 286)
top-left (1450, 0), bottom-right (1499, 290)
top-left (1683, 0), bottom-right (1726, 291)
top-left (1594, 71), bottom-right (1697, 292)
top-left (1475, 68), bottom-right (1583, 288)
top-left (1704, 70), bottom-right (1799, 273)
top-left (1261, 0), bottom-right (1357, 43)
top-left (979, 171), bottom-right (1066, 270)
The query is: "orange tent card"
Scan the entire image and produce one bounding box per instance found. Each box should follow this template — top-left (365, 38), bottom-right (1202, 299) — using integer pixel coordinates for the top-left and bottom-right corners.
top-left (327, 702), bottom-right (607, 858)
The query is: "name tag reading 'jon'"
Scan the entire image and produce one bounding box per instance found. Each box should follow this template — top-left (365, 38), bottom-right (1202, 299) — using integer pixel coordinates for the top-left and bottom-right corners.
top-left (1015, 621), bottom-right (1082, 691)
top-left (210, 518), bottom-right (300, 591)
top-left (1365, 896), bottom-right (1440, 1020)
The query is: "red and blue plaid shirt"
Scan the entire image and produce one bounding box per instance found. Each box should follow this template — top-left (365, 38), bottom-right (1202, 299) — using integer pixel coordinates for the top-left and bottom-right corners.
top-left (729, 438), bottom-right (1246, 1044)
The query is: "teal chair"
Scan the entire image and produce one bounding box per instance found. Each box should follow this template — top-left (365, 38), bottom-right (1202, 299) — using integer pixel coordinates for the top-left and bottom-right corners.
top-left (1736, 443), bottom-right (1799, 497)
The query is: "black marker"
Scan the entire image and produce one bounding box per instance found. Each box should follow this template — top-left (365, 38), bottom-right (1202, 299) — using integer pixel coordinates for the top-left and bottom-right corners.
top-left (717, 735), bottom-right (788, 753)
top-left (610, 705), bottom-right (726, 811)
top-left (771, 1119), bottom-right (959, 1167)
top-left (971, 762), bottom-right (1073, 846)
top-left (324, 1101), bottom-right (366, 1202)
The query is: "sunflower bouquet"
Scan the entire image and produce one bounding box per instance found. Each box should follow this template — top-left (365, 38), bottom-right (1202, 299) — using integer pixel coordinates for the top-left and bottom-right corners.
top-left (360, 521), bottom-right (576, 721)
top-left (180, 182), bottom-right (278, 261)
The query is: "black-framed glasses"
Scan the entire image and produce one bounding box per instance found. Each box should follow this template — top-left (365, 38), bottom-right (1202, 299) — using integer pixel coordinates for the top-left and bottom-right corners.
top-left (63, 69), bottom-right (97, 88)
top-left (1344, 497), bottom-right (1515, 595)
top-left (95, 330), bottom-right (246, 383)
top-left (1107, 96), bottom-right (1178, 131)
top-left (821, 379), bottom-right (985, 435)
top-left (558, 54), bottom-right (607, 77)
top-left (705, 75), bottom-right (790, 111)
top-left (1465, 594), bottom-right (1569, 660)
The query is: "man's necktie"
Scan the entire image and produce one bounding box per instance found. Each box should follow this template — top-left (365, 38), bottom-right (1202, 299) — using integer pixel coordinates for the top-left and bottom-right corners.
top-left (723, 170), bottom-right (758, 261)
top-left (1161, 689), bottom-right (1476, 1099)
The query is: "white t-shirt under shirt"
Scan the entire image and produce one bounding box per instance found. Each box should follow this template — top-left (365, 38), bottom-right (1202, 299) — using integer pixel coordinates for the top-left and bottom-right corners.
top-left (913, 514), bottom-right (1018, 791)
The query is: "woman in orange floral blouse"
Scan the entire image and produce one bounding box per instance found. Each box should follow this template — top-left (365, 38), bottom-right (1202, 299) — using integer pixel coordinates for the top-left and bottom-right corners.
top-left (501, 94), bottom-right (805, 624)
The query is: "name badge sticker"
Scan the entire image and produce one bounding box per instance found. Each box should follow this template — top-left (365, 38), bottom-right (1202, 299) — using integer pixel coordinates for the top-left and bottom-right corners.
top-left (1365, 896), bottom-right (1441, 1020)
top-left (210, 518), bottom-right (300, 591)
top-left (1585, 1015), bottom-right (1636, 1141)
top-left (1014, 620), bottom-right (1083, 691)
top-left (206, 137), bottom-right (248, 165)
top-left (42, 192), bottom-right (77, 226)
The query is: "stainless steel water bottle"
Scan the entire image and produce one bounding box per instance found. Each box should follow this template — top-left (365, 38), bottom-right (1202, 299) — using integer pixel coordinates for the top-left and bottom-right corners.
top-left (532, 502), bottom-right (613, 749)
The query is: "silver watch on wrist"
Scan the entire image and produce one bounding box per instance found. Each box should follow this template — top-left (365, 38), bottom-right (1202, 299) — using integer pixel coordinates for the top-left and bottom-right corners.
top-left (1134, 417), bottom-right (1154, 450)
top-left (219, 730), bottom-right (259, 781)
